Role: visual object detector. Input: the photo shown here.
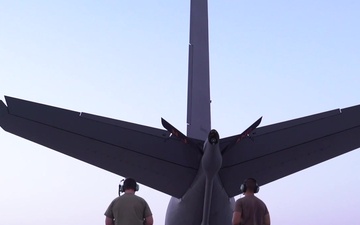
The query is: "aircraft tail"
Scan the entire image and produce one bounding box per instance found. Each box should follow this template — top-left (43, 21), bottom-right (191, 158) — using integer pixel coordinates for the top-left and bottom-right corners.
top-left (186, 0), bottom-right (211, 141)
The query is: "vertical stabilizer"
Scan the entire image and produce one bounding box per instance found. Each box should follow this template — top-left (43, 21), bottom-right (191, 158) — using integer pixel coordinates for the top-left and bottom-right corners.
top-left (187, 0), bottom-right (211, 141)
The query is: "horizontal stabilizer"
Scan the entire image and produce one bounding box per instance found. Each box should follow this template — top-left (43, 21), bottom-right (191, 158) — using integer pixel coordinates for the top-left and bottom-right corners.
top-left (0, 96), bottom-right (203, 198)
top-left (220, 105), bottom-right (360, 197)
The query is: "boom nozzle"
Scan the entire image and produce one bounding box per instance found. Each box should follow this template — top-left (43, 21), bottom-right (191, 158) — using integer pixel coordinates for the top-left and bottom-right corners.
top-left (208, 129), bottom-right (219, 145)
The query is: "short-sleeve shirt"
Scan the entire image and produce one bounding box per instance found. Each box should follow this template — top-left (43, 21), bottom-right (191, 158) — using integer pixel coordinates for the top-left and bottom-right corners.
top-left (104, 193), bottom-right (152, 225)
top-left (234, 195), bottom-right (269, 225)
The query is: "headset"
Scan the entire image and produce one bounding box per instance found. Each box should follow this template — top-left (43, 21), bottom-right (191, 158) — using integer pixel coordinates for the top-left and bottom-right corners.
top-left (118, 178), bottom-right (139, 195)
top-left (240, 178), bottom-right (259, 193)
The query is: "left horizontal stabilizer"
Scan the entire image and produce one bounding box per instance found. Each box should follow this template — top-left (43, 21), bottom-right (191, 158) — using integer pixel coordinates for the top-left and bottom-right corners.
top-left (0, 96), bottom-right (202, 198)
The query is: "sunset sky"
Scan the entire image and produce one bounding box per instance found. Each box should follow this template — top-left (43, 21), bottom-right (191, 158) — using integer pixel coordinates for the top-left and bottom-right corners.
top-left (1, 1), bottom-right (360, 224)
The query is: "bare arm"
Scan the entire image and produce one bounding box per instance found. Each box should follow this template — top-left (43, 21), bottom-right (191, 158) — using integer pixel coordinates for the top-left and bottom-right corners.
top-left (264, 213), bottom-right (271, 225)
top-left (105, 217), bottom-right (114, 225)
top-left (144, 215), bottom-right (154, 225)
top-left (232, 211), bottom-right (241, 225)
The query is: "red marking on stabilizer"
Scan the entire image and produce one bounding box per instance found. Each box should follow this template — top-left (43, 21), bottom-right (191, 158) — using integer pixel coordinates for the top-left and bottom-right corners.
top-left (172, 129), bottom-right (179, 137)
top-left (236, 128), bottom-right (252, 143)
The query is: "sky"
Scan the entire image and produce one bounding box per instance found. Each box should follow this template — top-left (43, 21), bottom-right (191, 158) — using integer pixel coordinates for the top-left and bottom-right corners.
top-left (0, 0), bottom-right (360, 224)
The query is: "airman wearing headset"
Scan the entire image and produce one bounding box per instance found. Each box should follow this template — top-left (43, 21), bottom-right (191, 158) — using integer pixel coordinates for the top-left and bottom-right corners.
top-left (232, 178), bottom-right (270, 225)
top-left (104, 178), bottom-right (153, 225)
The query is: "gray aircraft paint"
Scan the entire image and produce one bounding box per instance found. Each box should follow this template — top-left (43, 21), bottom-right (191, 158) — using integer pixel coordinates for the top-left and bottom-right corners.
top-left (187, 0), bottom-right (211, 141)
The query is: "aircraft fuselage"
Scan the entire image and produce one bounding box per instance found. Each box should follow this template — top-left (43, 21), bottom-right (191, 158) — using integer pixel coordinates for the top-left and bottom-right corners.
top-left (165, 130), bottom-right (235, 225)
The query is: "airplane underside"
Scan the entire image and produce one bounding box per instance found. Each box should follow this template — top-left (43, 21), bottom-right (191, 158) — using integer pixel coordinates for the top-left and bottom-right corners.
top-left (165, 175), bottom-right (234, 225)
